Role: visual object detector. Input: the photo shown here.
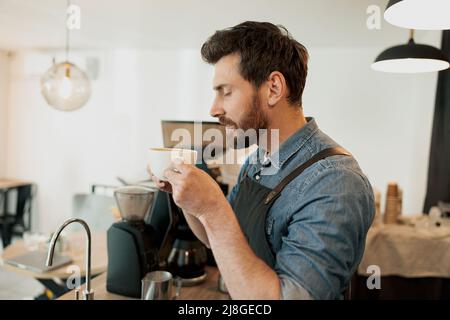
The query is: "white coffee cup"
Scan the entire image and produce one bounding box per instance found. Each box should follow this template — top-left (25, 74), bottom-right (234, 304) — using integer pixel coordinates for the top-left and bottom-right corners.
top-left (148, 147), bottom-right (198, 181)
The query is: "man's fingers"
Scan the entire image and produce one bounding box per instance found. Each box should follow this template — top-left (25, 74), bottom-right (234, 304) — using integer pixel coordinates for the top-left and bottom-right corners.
top-left (148, 166), bottom-right (171, 191)
top-left (164, 167), bottom-right (181, 182)
top-left (149, 171), bottom-right (163, 185)
top-left (171, 158), bottom-right (189, 173)
top-left (155, 180), bottom-right (166, 188)
top-left (164, 158), bottom-right (197, 186)
top-left (147, 165), bottom-right (156, 180)
top-left (160, 182), bottom-right (173, 193)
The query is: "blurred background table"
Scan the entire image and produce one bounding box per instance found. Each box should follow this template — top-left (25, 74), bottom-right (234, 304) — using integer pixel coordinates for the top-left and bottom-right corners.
top-left (353, 220), bottom-right (450, 299)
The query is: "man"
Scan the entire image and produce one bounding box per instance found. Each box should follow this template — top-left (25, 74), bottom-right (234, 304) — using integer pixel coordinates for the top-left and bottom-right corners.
top-left (150, 21), bottom-right (375, 299)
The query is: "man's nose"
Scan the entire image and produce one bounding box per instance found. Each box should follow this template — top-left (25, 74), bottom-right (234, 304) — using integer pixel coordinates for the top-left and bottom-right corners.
top-left (209, 98), bottom-right (224, 118)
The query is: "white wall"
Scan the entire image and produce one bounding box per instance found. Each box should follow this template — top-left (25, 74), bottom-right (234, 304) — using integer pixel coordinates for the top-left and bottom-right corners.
top-left (4, 32), bottom-right (442, 231)
top-left (0, 50), bottom-right (10, 177)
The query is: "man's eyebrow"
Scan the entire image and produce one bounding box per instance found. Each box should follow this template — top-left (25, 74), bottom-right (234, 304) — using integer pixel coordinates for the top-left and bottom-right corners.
top-left (213, 84), bottom-right (229, 91)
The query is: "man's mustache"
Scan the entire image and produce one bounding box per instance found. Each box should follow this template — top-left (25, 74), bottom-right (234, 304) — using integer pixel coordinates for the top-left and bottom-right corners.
top-left (218, 116), bottom-right (238, 128)
top-left (217, 116), bottom-right (253, 149)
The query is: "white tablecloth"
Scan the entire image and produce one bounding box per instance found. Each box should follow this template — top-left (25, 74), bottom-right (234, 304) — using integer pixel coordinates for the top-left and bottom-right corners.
top-left (358, 221), bottom-right (450, 278)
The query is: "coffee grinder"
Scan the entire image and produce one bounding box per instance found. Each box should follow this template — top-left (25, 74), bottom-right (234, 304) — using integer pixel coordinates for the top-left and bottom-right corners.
top-left (106, 186), bottom-right (160, 298)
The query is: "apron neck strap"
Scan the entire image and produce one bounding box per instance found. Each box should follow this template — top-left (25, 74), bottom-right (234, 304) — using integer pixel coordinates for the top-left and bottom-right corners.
top-left (264, 147), bottom-right (351, 205)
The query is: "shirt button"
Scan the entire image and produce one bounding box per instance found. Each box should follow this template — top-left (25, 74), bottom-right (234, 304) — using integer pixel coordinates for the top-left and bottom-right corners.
top-left (255, 175), bottom-right (260, 181)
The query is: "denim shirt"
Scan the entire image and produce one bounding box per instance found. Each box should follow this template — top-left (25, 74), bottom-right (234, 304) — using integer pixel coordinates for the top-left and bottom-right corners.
top-left (227, 117), bottom-right (375, 300)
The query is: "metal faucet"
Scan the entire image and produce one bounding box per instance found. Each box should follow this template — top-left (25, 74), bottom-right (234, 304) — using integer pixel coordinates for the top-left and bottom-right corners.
top-left (46, 218), bottom-right (94, 300)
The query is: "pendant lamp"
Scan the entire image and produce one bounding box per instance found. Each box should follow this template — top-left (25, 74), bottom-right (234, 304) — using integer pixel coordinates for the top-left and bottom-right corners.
top-left (384, 0), bottom-right (450, 30)
top-left (371, 29), bottom-right (449, 73)
top-left (41, 1), bottom-right (91, 111)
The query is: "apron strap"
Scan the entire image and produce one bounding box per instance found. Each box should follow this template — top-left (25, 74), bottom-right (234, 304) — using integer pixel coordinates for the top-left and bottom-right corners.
top-left (264, 147), bottom-right (351, 205)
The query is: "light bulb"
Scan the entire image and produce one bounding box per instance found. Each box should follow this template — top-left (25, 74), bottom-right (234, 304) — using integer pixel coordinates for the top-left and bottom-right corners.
top-left (41, 61), bottom-right (91, 111)
top-left (59, 75), bottom-right (73, 100)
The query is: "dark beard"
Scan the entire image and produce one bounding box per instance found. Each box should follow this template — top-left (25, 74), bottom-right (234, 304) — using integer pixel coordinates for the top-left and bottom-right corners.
top-left (239, 93), bottom-right (268, 132)
top-left (219, 92), bottom-right (269, 149)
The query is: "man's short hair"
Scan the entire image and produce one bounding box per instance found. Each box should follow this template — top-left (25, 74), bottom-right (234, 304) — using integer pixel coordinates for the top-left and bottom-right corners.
top-left (201, 21), bottom-right (309, 107)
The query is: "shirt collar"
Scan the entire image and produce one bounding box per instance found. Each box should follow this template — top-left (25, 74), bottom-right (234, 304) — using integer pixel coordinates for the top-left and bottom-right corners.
top-left (258, 117), bottom-right (319, 170)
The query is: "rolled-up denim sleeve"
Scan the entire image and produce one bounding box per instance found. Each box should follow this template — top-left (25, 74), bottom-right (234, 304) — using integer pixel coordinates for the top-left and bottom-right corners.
top-left (279, 275), bottom-right (313, 299)
top-left (274, 166), bottom-right (375, 300)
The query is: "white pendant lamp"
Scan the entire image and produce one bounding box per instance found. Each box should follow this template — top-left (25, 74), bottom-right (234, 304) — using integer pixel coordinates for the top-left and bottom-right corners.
top-left (384, 0), bottom-right (450, 30)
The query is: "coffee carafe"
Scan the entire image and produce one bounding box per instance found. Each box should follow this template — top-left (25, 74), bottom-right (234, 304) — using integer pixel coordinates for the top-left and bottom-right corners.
top-left (166, 198), bottom-right (208, 286)
top-left (106, 186), bottom-right (160, 298)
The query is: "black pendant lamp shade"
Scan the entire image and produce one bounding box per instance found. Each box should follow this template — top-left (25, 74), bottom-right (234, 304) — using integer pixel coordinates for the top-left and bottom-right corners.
top-left (372, 30), bottom-right (450, 73)
top-left (385, 0), bottom-right (450, 30)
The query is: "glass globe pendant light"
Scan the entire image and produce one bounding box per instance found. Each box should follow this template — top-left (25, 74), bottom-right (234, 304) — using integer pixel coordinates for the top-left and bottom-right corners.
top-left (41, 60), bottom-right (91, 111)
top-left (41, 1), bottom-right (91, 111)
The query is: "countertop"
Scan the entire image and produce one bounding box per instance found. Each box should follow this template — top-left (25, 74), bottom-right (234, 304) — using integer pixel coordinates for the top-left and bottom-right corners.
top-left (1, 232), bottom-right (107, 279)
top-left (58, 266), bottom-right (230, 300)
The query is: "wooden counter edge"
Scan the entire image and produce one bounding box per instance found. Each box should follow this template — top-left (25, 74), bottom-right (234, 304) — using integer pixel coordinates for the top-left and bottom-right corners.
top-left (59, 266), bottom-right (230, 300)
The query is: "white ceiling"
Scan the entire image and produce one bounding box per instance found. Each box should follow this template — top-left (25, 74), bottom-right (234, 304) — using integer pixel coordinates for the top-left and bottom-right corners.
top-left (0, 0), bottom-right (440, 51)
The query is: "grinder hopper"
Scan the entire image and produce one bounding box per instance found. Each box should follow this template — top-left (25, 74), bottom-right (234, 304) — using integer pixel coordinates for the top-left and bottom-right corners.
top-left (114, 186), bottom-right (156, 222)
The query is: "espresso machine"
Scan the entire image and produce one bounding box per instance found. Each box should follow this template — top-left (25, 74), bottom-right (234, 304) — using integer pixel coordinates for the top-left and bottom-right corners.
top-left (106, 186), bottom-right (161, 298)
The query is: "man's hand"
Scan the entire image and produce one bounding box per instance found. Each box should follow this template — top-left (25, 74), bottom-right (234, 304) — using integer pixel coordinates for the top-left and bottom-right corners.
top-left (163, 159), bottom-right (230, 219)
top-left (148, 162), bottom-right (213, 247)
top-left (147, 165), bottom-right (173, 193)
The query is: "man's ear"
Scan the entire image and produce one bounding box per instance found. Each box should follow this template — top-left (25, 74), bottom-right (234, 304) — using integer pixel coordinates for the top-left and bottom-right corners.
top-left (266, 71), bottom-right (287, 107)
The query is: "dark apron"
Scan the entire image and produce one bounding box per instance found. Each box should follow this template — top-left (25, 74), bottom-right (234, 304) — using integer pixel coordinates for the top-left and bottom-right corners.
top-left (232, 147), bottom-right (351, 268)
